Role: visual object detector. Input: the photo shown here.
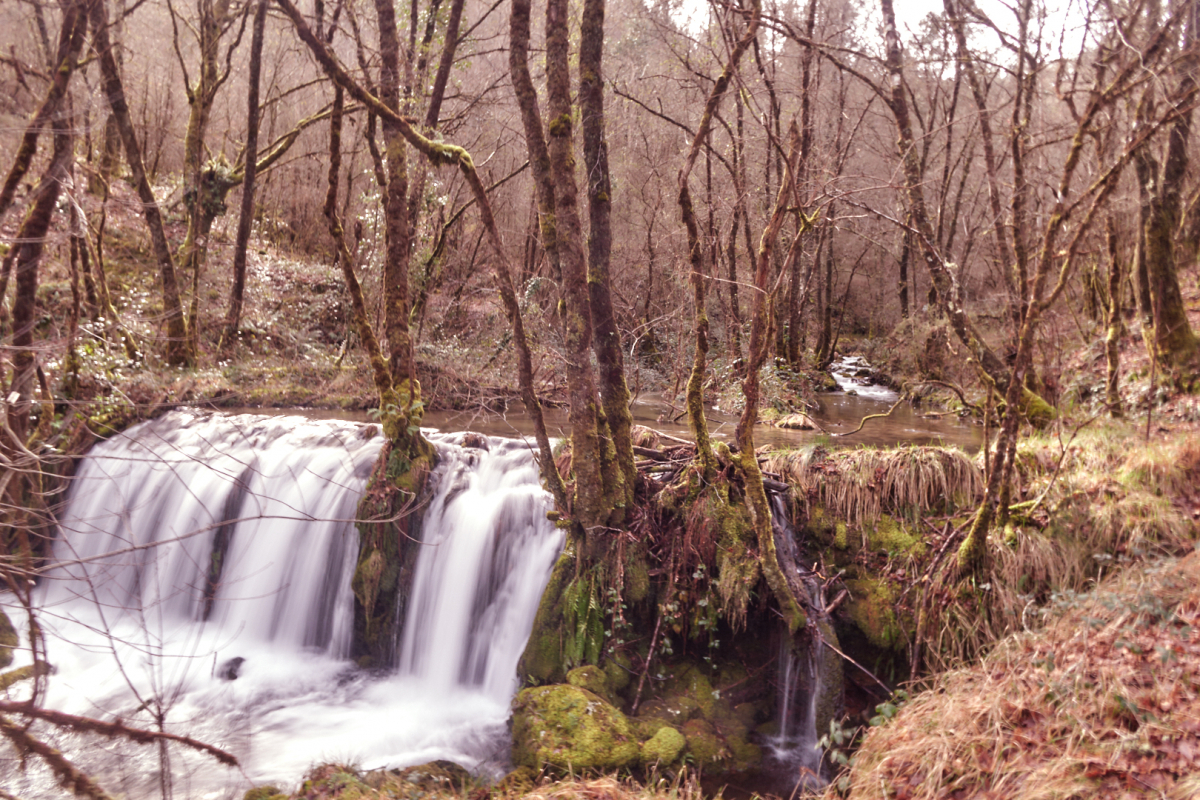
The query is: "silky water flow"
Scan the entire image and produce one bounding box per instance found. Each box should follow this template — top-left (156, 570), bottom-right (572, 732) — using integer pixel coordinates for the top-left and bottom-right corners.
top-left (5, 410), bottom-right (564, 798)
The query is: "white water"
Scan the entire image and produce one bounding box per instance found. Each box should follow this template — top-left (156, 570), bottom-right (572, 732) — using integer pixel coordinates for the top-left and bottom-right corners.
top-left (4, 410), bottom-right (563, 798)
top-left (766, 497), bottom-right (828, 789)
top-left (830, 355), bottom-right (899, 402)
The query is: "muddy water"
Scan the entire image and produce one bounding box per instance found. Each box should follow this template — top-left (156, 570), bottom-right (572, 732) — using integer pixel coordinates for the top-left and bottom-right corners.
top-left (231, 388), bottom-right (981, 452)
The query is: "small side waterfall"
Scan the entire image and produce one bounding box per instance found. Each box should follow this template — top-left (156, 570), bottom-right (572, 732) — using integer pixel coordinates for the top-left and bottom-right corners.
top-left (8, 410), bottom-right (563, 798)
top-left (767, 494), bottom-right (831, 789)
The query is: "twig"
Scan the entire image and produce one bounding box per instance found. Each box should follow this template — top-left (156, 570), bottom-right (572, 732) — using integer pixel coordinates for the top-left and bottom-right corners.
top-left (631, 613), bottom-right (664, 714)
top-left (913, 379), bottom-right (982, 415)
top-left (825, 588), bottom-right (849, 614)
top-left (833, 395), bottom-right (907, 437)
top-left (0, 701), bottom-right (238, 766)
top-left (819, 637), bottom-right (891, 697)
top-left (0, 714), bottom-right (117, 799)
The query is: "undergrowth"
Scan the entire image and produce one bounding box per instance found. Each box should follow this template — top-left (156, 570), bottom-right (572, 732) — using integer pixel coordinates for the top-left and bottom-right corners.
top-left (835, 547), bottom-right (1200, 799)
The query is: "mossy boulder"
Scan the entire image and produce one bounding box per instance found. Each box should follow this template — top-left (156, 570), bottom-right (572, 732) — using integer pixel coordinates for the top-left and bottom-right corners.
top-left (633, 661), bottom-right (763, 773)
top-left (511, 684), bottom-right (640, 771)
top-left (640, 725), bottom-right (686, 765)
top-left (680, 718), bottom-right (727, 766)
top-left (0, 610), bottom-right (16, 669)
top-left (844, 577), bottom-right (911, 651)
top-left (351, 438), bottom-right (437, 668)
top-left (517, 547), bottom-right (576, 685)
top-left (567, 665), bottom-right (618, 705)
top-left (389, 761), bottom-right (471, 792)
top-left (242, 787), bottom-right (286, 800)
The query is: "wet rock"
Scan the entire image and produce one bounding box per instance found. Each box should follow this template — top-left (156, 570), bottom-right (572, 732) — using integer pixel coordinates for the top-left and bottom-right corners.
top-left (218, 656), bottom-right (245, 680)
top-left (392, 760), bottom-right (471, 791)
top-left (0, 610), bottom-right (17, 669)
top-left (460, 432), bottom-right (489, 450)
top-left (776, 413), bottom-right (818, 431)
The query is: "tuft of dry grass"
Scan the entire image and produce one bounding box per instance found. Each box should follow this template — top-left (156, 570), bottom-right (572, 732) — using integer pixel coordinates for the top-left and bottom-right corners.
top-left (908, 422), bottom-right (1198, 673)
top-left (521, 773), bottom-right (708, 800)
top-left (275, 763), bottom-right (710, 800)
top-left (763, 446), bottom-right (983, 526)
top-left (835, 548), bottom-right (1200, 800)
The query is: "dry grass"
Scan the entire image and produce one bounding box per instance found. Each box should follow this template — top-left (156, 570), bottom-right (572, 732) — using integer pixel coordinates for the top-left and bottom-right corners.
top-left (835, 549), bottom-right (1200, 800)
top-left (272, 764), bottom-right (710, 800)
top-left (911, 423), bottom-right (1200, 673)
top-left (520, 773), bottom-right (708, 800)
top-left (762, 446), bottom-right (983, 526)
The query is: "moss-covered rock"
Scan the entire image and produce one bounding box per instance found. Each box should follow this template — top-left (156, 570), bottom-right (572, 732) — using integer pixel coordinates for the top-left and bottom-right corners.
top-left (0, 610), bottom-right (17, 669)
top-left (680, 718), bottom-right (727, 766)
top-left (517, 546), bottom-right (575, 685)
top-left (242, 787), bottom-right (285, 800)
top-left (640, 725), bottom-right (686, 765)
top-left (844, 577), bottom-right (910, 651)
top-left (350, 438), bottom-right (437, 668)
top-left (511, 684), bottom-right (641, 772)
top-left (567, 665), bottom-right (618, 705)
top-left (604, 651), bottom-right (633, 697)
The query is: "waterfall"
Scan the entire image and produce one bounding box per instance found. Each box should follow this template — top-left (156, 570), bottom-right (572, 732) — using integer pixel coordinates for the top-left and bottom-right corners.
top-left (7, 410), bottom-right (562, 798)
top-left (767, 494), bottom-right (829, 789)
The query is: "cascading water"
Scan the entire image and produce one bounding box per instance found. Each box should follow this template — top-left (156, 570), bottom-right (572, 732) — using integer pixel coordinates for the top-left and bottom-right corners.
top-left (766, 495), bottom-right (830, 790)
top-left (3, 410), bottom-right (563, 798)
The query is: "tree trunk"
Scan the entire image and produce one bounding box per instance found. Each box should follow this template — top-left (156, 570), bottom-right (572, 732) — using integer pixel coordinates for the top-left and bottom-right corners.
top-left (943, 0), bottom-right (1015, 299)
top-left (509, 0), bottom-right (563, 282)
top-left (1138, 11), bottom-right (1200, 380)
top-left (580, 0), bottom-right (636, 514)
top-left (0, 0), bottom-right (87, 230)
top-left (677, 0), bottom-right (761, 478)
top-left (6, 106), bottom-right (74, 441)
top-left (371, 0), bottom-right (419, 403)
top-left (545, 0), bottom-right (611, 529)
top-left (1105, 217), bottom-right (1124, 416)
top-left (737, 121), bottom-right (810, 634)
top-left (221, 0), bottom-right (267, 349)
top-left (91, 0), bottom-right (191, 365)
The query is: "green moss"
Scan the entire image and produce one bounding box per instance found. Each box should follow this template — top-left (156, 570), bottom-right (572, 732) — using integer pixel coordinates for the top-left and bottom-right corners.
top-left (661, 663), bottom-right (718, 718)
top-left (844, 578), bottom-right (910, 651)
top-left (604, 651), bottom-right (633, 696)
top-left (625, 551), bottom-right (651, 605)
top-left (640, 725), bottom-right (685, 765)
top-left (681, 718), bottom-right (727, 766)
top-left (0, 611), bottom-right (16, 669)
top-left (350, 438), bottom-right (437, 667)
top-left (1020, 386), bottom-right (1057, 428)
top-left (833, 521), bottom-right (849, 550)
top-left (567, 665), bottom-right (617, 705)
top-left (867, 515), bottom-right (925, 556)
top-left (242, 788), bottom-right (285, 800)
top-left (518, 546), bottom-right (575, 685)
top-left (511, 684), bottom-right (640, 772)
